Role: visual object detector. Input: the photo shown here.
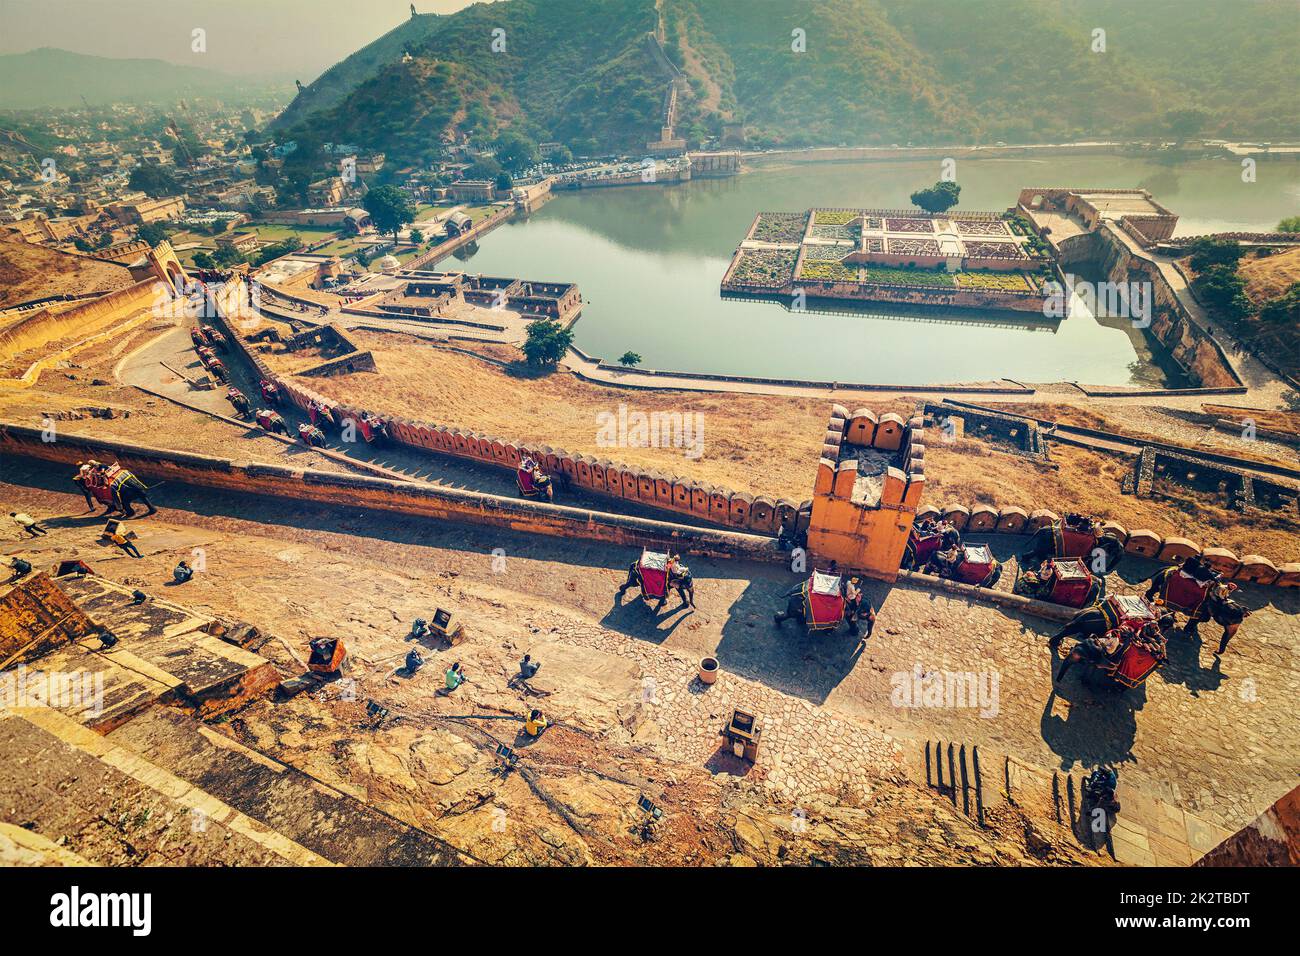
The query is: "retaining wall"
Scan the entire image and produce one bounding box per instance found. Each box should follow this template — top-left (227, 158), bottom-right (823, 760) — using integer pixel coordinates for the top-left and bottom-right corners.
top-left (208, 283), bottom-right (811, 538)
top-left (0, 423), bottom-right (784, 563)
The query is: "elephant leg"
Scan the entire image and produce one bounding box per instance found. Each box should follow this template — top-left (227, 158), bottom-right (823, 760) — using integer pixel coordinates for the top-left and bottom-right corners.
top-left (616, 569), bottom-right (636, 597)
top-left (1056, 651), bottom-right (1081, 683)
top-left (1216, 624), bottom-right (1238, 655)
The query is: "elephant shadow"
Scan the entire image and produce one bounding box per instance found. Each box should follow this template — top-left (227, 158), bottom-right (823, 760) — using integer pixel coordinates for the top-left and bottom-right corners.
top-left (1040, 666), bottom-right (1140, 771)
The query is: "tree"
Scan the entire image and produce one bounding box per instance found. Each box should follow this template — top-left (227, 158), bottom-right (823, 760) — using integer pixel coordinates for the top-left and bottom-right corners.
top-left (136, 223), bottom-right (168, 246)
top-left (618, 351), bottom-right (642, 367)
top-left (521, 319), bottom-right (574, 367)
top-left (128, 164), bottom-right (180, 199)
top-left (73, 237), bottom-right (94, 253)
top-left (363, 184), bottom-right (415, 240)
top-left (492, 131), bottom-right (539, 173)
top-left (410, 228), bottom-right (424, 244)
top-left (1188, 236), bottom-right (1242, 272)
top-left (191, 251), bottom-right (216, 269)
top-left (1165, 108), bottom-right (1209, 144)
top-left (213, 244), bottom-right (246, 267)
top-left (465, 155), bottom-right (503, 181)
top-left (494, 171), bottom-right (514, 193)
top-left (1278, 216), bottom-right (1300, 233)
top-left (909, 180), bottom-right (961, 214)
top-left (1258, 282), bottom-right (1300, 325)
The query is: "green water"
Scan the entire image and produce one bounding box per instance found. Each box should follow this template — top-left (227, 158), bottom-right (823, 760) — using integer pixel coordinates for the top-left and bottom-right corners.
top-left (453, 156), bottom-right (1300, 385)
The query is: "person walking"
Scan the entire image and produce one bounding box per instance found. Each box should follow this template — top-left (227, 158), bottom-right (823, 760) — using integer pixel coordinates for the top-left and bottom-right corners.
top-left (10, 512), bottom-right (48, 537)
top-left (108, 528), bottom-right (142, 559)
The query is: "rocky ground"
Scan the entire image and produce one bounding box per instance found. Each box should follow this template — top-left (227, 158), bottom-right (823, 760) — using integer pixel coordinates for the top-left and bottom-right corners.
top-left (3, 450), bottom-right (1296, 863)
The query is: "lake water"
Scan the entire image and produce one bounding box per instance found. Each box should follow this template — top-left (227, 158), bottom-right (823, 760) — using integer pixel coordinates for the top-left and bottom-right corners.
top-left (453, 156), bottom-right (1300, 386)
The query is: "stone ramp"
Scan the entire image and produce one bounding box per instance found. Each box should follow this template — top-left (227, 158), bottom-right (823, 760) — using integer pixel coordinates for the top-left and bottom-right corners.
top-left (105, 706), bottom-right (469, 866)
top-left (0, 709), bottom-right (327, 866)
top-left (53, 574), bottom-right (281, 720)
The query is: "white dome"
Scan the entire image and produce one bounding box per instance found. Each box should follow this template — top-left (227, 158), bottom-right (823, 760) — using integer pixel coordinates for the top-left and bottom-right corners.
top-left (375, 254), bottom-right (401, 272)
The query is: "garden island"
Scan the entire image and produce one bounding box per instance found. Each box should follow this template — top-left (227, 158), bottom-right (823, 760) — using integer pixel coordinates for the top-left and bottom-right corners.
top-left (722, 199), bottom-right (1057, 315)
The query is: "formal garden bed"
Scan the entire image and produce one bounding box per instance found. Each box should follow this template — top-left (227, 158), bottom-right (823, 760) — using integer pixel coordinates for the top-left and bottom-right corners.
top-left (861, 265), bottom-right (957, 288)
top-left (797, 258), bottom-right (857, 281)
top-left (749, 212), bottom-right (809, 243)
top-left (954, 271), bottom-right (1040, 292)
top-left (729, 248), bottom-right (799, 287)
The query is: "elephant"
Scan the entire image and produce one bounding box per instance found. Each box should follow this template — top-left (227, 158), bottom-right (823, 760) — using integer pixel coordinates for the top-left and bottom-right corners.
top-left (1020, 516), bottom-right (1123, 575)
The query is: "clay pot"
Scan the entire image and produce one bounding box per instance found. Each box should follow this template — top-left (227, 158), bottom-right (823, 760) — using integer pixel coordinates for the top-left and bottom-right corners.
top-left (698, 656), bottom-right (719, 685)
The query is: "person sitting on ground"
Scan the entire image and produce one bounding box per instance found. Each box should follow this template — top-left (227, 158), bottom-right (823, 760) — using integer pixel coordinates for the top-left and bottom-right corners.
top-left (173, 559), bottom-right (194, 584)
top-left (445, 661), bottom-right (465, 691)
top-left (10, 512), bottom-right (48, 537)
top-left (7, 556), bottom-right (32, 580)
top-left (412, 618), bottom-right (432, 640)
top-left (130, 589), bottom-right (148, 605)
top-left (523, 709), bottom-right (549, 737)
top-left (406, 648), bottom-right (424, 673)
top-left (519, 654), bottom-right (540, 679)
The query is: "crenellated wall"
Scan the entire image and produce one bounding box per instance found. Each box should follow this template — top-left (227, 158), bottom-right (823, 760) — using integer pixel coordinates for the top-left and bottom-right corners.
top-left (0, 423), bottom-right (784, 564)
top-left (206, 278), bottom-right (808, 538)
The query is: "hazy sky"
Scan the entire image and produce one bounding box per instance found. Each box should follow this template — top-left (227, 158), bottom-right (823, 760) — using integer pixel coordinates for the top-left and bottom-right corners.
top-left (0, 0), bottom-right (497, 78)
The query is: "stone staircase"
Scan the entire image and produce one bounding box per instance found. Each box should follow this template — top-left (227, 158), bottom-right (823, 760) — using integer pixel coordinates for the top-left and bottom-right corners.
top-left (0, 708), bottom-right (323, 866)
top-left (104, 707), bottom-right (469, 866)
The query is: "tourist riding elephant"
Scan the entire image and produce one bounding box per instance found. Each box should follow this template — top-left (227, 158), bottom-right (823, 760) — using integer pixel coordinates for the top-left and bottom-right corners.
top-left (1144, 567), bottom-right (1251, 654)
top-left (615, 557), bottom-right (695, 611)
top-left (1020, 514), bottom-right (1124, 575)
top-left (1047, 594), bottom-right (1170, 653)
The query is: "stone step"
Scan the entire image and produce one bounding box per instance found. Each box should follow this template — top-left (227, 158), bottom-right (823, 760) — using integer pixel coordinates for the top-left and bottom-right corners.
top-left (0, 821), bottom-right (92, 866)
top-left (105, 706), bottom-right (468, 866)
top-left (0, 708), bottom-right (329, 866)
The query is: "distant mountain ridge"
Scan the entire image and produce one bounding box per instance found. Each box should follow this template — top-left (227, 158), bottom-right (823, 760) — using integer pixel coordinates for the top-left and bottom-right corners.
top-left (0, 48), bottom-right (289, 109)
top-left (272, 0), bottom-right (1300, 162)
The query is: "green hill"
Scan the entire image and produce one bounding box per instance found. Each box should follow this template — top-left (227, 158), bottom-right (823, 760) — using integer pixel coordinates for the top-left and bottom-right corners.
top-left (0, 48), bottom-right (285, 109)
top-left (275, 0), bottom-right (1300, 161)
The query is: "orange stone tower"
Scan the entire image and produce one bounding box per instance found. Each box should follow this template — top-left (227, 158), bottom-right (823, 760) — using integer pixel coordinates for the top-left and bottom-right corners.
top-left (806, 405), bottom-right (926, 582)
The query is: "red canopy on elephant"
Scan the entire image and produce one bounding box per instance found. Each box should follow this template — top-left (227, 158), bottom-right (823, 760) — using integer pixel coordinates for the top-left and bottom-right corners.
top-left (638, 550), bottom-right (669, 599)
top-left (1111, 641), bottom-right (1160, 688)
top-left (1162, 569), bottom-right (1211, 614)
top-left (804, 571), bottom-right (845, 629)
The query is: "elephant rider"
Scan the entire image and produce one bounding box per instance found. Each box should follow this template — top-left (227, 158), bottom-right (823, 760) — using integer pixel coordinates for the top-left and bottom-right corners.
top-left (844, 575), bottom-right (875, 638)
top-left (1063, 512), bottom-right (1095, 534)
top-left (929, 545), bottom-right (961, 577)
top-left (1017, 559), bottom-right (1054, 599)
top-left (1055, 626), bottom-right (1127, 683)
top-left (1129, 621), bottom-right (1169, 663)
top-left (73, 461), bottom-right (97, 509)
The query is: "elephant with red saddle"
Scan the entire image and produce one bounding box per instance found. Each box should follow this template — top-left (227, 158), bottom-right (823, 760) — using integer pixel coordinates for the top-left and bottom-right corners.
top-left (1145, 558), bottom-right (1250, 654)
top-left (1020, 513), bottom-right (1124, 575)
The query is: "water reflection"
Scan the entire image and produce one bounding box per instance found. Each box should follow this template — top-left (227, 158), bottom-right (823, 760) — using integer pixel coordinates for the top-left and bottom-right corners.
top-left (452, 157), bottom-right (1298, 385)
